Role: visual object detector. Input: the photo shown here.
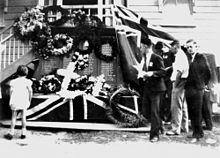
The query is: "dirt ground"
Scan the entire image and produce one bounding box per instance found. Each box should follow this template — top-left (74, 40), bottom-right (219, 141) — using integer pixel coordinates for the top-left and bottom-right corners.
top-left (0, 121), bottom-right (220, 158)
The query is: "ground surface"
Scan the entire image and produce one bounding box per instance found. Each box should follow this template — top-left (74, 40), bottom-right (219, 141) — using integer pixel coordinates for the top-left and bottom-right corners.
top-left (0, 121), bottom-right (220, 158)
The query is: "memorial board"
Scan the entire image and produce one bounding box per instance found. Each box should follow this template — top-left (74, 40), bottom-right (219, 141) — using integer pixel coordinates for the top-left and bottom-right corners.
top-left (33, 56), bottom-right (63, 79)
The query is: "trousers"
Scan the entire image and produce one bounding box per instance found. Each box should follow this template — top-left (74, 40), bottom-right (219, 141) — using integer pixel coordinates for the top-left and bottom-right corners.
top-left (170, 81), bottom-right (188, 134)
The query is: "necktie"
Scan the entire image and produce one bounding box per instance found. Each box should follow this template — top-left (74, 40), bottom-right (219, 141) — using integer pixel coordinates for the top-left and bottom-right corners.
top-left (143, 55), bottom-right (148, 71)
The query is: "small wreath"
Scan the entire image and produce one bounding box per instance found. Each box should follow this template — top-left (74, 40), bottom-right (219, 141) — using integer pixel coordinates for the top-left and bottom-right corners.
top-left (94, 37), bottom-right (118, 62)
top-left (51, 34), bottom-right (73, 56)
top-left (42, 5), bottom-right (69, 26)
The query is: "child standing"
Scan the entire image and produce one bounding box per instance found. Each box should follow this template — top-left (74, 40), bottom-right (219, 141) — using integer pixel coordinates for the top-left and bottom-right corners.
top-left (4, 65), bottom-right (33, 140)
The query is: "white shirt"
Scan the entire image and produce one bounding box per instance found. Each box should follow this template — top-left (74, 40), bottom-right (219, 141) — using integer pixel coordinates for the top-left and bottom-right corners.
top-left (171, 49), bottom-right (189, 81)
top-left (145, 52), bottom-right (152, 71)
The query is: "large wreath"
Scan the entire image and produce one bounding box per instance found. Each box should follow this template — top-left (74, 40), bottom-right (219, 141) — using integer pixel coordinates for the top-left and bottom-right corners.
top-left (42, 5), bottom-right (69, 26)
top-left (106, 87), bottom-right (148, 128)
top-left (32, 33), bottom-right (73, 59)
top-left (13, 6), bottom-right (49, 42)
top-left (94, 37), bottom-right (118, 62)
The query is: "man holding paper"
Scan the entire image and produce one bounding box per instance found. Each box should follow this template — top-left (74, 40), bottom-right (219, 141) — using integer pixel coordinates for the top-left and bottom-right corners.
top-left (133, 38), bottom-right (166, 142)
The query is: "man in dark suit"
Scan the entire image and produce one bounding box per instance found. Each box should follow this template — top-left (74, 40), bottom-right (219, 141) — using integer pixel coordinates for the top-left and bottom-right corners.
top-left (185, 39), bottom-right (211, 142)
top-left (135, 38), bottom-right (166, 142)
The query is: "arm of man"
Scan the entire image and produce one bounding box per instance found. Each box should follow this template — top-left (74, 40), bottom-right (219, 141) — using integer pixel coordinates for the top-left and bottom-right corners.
top-left (202, 54), bottom-right (211, 86)
top-left (145, 55), bottom-right (166, 78)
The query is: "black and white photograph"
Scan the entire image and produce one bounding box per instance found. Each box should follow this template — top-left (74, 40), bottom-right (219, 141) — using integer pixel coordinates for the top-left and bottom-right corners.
top-left (0, 0), bottom-right (220, 157)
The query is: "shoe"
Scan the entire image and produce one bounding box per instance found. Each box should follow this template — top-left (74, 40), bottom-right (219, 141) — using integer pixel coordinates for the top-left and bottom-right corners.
top-left (166, 131), bottom-right (179, 136)
top-left (190, 138), bottom-right (199, 143)
top-left (203, 126), bottom-right (212, 131)
top-left (4, 133), bottom-right (13, 140)
top-left (160, 127), bottom-right (165, 134)
top-left (150, 136), bottom-right (159, 143)
top-left (181, 129), bottom-right (189, 133)
top-left (20, 135), bottom-right (26, 139)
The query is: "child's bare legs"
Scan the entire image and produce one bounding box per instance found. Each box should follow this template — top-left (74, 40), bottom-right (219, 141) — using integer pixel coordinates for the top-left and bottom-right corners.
top-left (21, 109), bottom-right (27, 137)
top-left (10, 110), bottom-right (17, 135)
top-left (4, 110), bottom-right (17, 140)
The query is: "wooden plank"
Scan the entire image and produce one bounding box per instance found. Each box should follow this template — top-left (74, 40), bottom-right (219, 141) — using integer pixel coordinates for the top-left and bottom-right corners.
top-left (0, 120), bottom-right (150, 132)
top-left (129, 5), bottom-right (159, 13)
top-left (194, 6), bottom-right (220, 13)
top-left (8, 0), bottom-right (38, 7)
top-left (128, 0), bottom-right (157, 6)
top-left (7, 6), bottom-right (31, 13)
top-left (195, 0), bottom-right (220, 7)
top-left (193, 13), bottom-right (220, 20)
top-left (0, 50), bottom-right (35, 83)
top-left (4, 13), bottom-right (22, 20)
top-left (138, 12), bottom-right (162, 19)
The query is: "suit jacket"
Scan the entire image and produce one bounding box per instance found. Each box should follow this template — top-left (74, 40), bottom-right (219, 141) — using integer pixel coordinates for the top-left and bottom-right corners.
top-left (186, 53), bottom-right (211, 90)
top-left (142, 53), bottom-right (167, 92)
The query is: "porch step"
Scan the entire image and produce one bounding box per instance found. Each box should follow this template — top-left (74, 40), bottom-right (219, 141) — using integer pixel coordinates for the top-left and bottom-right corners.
top-left (0, 120), bottom-right (150, 132)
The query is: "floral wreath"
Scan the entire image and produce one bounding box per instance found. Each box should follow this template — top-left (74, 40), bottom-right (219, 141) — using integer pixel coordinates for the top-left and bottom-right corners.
top-left (13, 6), bottom-right (48, 42)
top-left (94, 37), bottom-right (118, 62)
top-left (51, 34), bottom-right (73, 56)
top-left (32, 33), bottom-right (73, 59)
top-left (106, 86), bottom-right (148, 128)
top-left (32, 75), bottom-right (61, 94)
top-left (42, 5), bottom-right (69, 26)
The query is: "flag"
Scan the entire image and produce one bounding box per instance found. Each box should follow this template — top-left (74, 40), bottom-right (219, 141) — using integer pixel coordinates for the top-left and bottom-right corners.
top-left (113, 5), bottom-right (176, 90)
top-left (113, 5), bottom-right (176, 43)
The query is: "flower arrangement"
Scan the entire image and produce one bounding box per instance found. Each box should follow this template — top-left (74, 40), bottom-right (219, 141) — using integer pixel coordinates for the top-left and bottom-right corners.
top-left (32, 75), bottom-right (62, 94)
top-left (13, 6), bottom-right (48, 42)
top-left (32, 33), bottom-right (73, 59)
top-left (52, 34), bottom-right (73, 55)
top-left (67, 74), bottom-right (110, 96)
top-left (71, 51), bottom-right (89, 70)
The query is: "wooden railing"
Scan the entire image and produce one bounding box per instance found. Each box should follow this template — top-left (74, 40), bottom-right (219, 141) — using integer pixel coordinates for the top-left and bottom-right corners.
top-left (0, 25), bottom-right (32, 71)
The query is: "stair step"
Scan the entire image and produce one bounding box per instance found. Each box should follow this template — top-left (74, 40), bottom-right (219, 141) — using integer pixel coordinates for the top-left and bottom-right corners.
top-left (0, 120), bottom-right (150, 132)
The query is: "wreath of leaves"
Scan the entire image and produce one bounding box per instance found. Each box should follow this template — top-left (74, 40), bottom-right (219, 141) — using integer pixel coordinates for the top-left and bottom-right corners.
top-left (32, 33), bottom-right (73, 59)
top-left (42, 5), bottom-right (69, 26)
top-left (94, 37), bottom-right (118, 62)
top-left (106, 87), bottom-right (148, 128)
